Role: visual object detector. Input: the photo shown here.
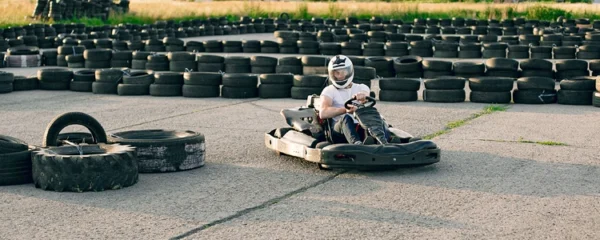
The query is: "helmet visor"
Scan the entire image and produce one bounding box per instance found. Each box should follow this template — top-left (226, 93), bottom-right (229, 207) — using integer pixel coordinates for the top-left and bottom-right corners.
top-left (329, 65), bottom-right (353, 83)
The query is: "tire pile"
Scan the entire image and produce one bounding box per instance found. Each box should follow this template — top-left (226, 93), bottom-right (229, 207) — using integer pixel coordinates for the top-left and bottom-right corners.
top-left (0, 112), bottom-right (206, 192)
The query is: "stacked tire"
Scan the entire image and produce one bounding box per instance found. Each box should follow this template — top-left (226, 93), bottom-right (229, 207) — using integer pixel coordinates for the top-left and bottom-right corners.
top-left (468, 77), bottom-right (514, 103)
top-left (182, 72), bottom-right (221, 98)
top-left (364, 57), bottom-right (394, 78)
top-left (111, 51), bottom-right (132, 68)
top-left (377, 78), bottom-right (420, 102)
top-left (594, 79), bottom-right (600, 107)
top-left (38, 68), bottom-right (73, 90)
top-left (453, 61), bottom-right (485, 79)
top-left (251, 56), bottom-right (277, 74)
top-left (276, 56), bottom-right (302, 75)
top-left (519, 59), bottom-right (554, 79)
top-left (168, 52), bottom-right (197, 72)
top-left (485, 58), bottom-right (520, 78)
top-left (0, 72), bottom-right (14, 94)
top-left (93, 69), bottom-right (122, 94)
top-left (70, 69), bottom-right (95, 92)
top-left (84, 49), bottom-right (112, 69)
top-left (291, 75), bottom-right (327, 99)
top-left (118, 70), bottom-right (154, 96)
top-left (258, 73), bottom-right (293, 99)
top-left (513, 77), bottom-right (557, 104)
top-left (555, 60), bottom-right (589, 81)
top-left (0, 135), bottom-right (33, 186)
top-left (423, 76), bottom-right (467, 103)
top-left (558, 76), bottom-right (595, 105)
top-left (146, 54), bottom-right (169, 71)
top-left (220, 73), bottom-right (259, 98)
top-left (385, 42), bottom-right (408, 57)
top-left (151, 72), bottom-right (183, 97)
top-left (422, 60), bottom-right (453, 78)
top-left (57, 45), bottom-right (84, 67)
top-left (353, 66), bottom-right (376, 87)
top-left (302, 56), bottom-right (329, 75)
top-left (224, 56), bottom-right (251, 73)
top-left (131, 51), bottom-right (151, 70)
top-left (12, 75), bottom-right (38, 91)
top-left (197, 55), bottom-right (225, 73)
top-left (393, 56), bottom-right (422, 78)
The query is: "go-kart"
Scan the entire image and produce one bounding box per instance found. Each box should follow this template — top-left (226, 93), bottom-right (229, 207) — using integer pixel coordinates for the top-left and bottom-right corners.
top-left (264, 94), bottom-right (441, 170)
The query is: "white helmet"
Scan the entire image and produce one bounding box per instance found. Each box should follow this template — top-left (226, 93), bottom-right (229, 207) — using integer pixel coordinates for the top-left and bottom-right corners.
top-left (327, 55), bottom-right (354, 89)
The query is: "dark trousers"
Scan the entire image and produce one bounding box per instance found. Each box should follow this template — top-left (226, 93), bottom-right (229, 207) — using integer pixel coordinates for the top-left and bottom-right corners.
top-left (332, 114), bottom-right (362, 144)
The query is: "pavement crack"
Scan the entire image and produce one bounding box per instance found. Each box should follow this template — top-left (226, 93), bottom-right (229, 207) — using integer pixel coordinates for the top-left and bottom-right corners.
top-left (246, 102), bottom-right (280, 113)
top-left (107, 99), bottom-right (259, 131)
top-left (423, 104), bottom-right (510, 140)
top-left (170, 170), bottom-right (347, 240)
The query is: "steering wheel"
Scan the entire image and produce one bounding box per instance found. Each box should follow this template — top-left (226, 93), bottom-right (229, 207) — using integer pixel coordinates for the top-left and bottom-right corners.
top-left (344, 96), bottom-right (376, 110)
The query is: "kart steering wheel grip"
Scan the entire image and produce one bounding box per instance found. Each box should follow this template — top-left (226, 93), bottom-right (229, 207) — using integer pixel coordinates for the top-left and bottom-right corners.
top-left (344, 96), bottom-right (376, 110)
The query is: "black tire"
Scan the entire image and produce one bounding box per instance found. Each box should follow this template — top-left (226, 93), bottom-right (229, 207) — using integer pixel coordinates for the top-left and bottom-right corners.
top-left (117, 84), bottom-right (150, 96)
top-left (276, 65), bottom-right (303, 75)
top-left (221, 86), bottom-right (258, 98)
top-left (37, 68), bottom-right (73, 82)
top-left (423, 89), bottom-right (466, 103)
top-left (170, 61), bottom-right (198, 72)
top-left (183, 72), bottom-right (222, 86)
top-left (423, 71), bottom-right (454, 79)
top-left (39, 81), bottom-right (70, 90)
top-left (73, 69), bottom-right (96, 82)
top-left (422, 60), bottom-right (452, 72)
top-left (0, 83), bottom-right (13, 94)
top-left (517, 77), bottom-right (555, 90)
top-left (453, 61), bottom-right (485, 74)
top-left (182, 85), bottom-right (220, 98)
top-left (485, 70), bottom-right (520, 79)
top-left (95, 69), bottom-right (125, 83)
top-left (555, 70), bottom-right (590, 81)
top-left (150, 84), bottom-right (182, 97)
top-left (55, 132), bottom-right (96, 146)
top-left (107, 129), bottom-right (205, 173)
top-left (513, 89), bottom-right (557, 104)
top-left (0, 148), bottom-right (34, 186)
top-left (520, 70), bottom-right (554, 79)
top-left (470, 91), bottom-right (511, 103)
top-left (556, 59), bottom-right (588, 71)
top-left (468, 77), bottom-right (515, 92)
top-left (393, 55), bottom-right (422, 73)
top-left (42, 112), bottom-right (108, 147)
top-left (260, 74), bottom-right (294, 85)
top-left (92, 81), bottom-right (118, 94)
top-left (291, 86), bottom-right (322, 99)
top-left (154, 72), bottom-right (183, 85)
top-left (302, 66), bottom-right (327, 75)
top-left (520, 59), bottom-right (553, 70)
top-left (378, 90), bottom-right (418, 102)
top-left (0, 135), bottom-right (28, 154)
top-left (259, 84), bottom-right (292, 98)
top-left (378, 78), bottom-right (421, 91)
top-left (559, 77), bottom-right (596, 91)
top-left (222, 74), bottom-right (258, 88)
top-left (84, 49), bottom-right (112, 61)
top-left (198, 63), bottom-right (225, 73)
top-left (13, 76), bottom-right (38, 91)
top-left (32, 144), bottom-right (138, 192)
top-left (424, 76), bottom-right (466, 90)
top-left (593, 91), bottom-right (600, 107)
top-left (293, 75), bottom-right (327, 88)
top-left (557, 89), bottom-right (593, 105)
top-left (485, 57), bottom-right (519, 71)
top-left (70, 81), bottom-right (93, 92)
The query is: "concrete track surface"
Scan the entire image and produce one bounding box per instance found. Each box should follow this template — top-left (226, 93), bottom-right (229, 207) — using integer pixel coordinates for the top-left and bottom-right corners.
top-left (0, 33), bottom-right (599, 240)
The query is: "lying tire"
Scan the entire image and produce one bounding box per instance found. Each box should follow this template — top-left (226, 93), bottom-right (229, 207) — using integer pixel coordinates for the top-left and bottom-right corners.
top-left (92, 81), bottom-right (118, 94)
top-left (154, 72), bottom-right (183, 85)
top-left (107, 129), bottom-right (205, 173)
top-left (118, 84), bottom-right (150, 96)
top-left (517, 77), bottom-right (555, 90)
top-left (470, 91), bottom-right (512, 103)
top-left (222, 74), bottom-right (258, 88)
top-left (42, 112), bottom-right (108, 147)
top-left (378, 90), bottom-right (418, 102)
top-left (513, 89), bottom-right (557, 104)
top-left (32, 144), bottom-right (138, 192)
top-left (393, 55), bottom-right (422, 73)
top-left (424, 77), bottom-right (466, 90)
top-left (0, 147), bottom-right (34, 186)
top-left (378, 78), bottom-right (421, 91)
top-left (73, 69), bottom-right (96, 82)
top-left (221, 86), bottom-right (258, 98)
top-left (38, 68), bottom-right (73, 82)
top-left (424, 89), bottom-right (466, 103)
top-left (559, 77), bottom-right (596, 91)
top-left (184, 72), bottom-right (222, 86)
top-left (259, 84), bottom-right (292, 98)
top-left (123, 70), bottom-right (154, 85)
top-left (12, 76), bottom-right (38, 91)
top-left (182, 85), bottom-right (220, 98)
top-left (70, 81), bottom-right (93, 92)
top-left (0, 135), bottom-right (28, 154)
top-left (293, 75), bottom-right (327, 88)
top-left (557, 89), bottom-right (593, 105)
top-left (468, 77), bottom-right (515, 92)
top-left (149, 84), bottom-right (182, 97)
top-left (259, 73), bottom-right (293, 85)
top-left (485, 58), bottom-right (519, 71)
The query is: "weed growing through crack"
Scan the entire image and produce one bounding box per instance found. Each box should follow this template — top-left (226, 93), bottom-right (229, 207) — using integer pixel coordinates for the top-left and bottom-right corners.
top-left (423, 104), bottom-right (508, 140)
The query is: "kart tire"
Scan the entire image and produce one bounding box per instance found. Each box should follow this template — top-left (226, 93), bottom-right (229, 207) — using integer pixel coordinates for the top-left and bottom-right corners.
top-left (184, 72), bottom-right (222, 86)
top-left (277, 56), bottom-right (302, 66)
top-left (557, 89), bottom-right (593, 105)
top-left (423, 89), bottom-right (466, 103)
top-left (517, 77), bottom-right (555, 91)
top-left (301, 56), bottom-right (330, 66)
top-left (149, 84), bottom-right (182, 97)
top-left (107, 129), bottom-right (205, 173)
top-left (424, 76), bottom-right (466, 90)
top-left (221, 86), bottom-right (258, 98)
top-left (117, 84), bottom-right (150, 96)
top-left (293, 75), bottom-right (327, 88)
top-left (42, 112), bottom-right (108, 147)
top-left (513, 89), bottom-right (557, 104)
top-left (378, 78), bottom-right (421, 91)
top-left (32, 144), bottom-right (138, 192)
top-left (302, 66), bottom-right (327, 75)
top-left (379, 90), bottom-right (418, 102)
top-left (259, 84), bottom-right (292, 98)
top-left (182, 85), bottom-right (220, 98)
top-left (468, 77), bottom-right (515, 92)
top-left (291, 86), bottom-right (322, 99)
top-left (469, 91), bottom-right (512, 103)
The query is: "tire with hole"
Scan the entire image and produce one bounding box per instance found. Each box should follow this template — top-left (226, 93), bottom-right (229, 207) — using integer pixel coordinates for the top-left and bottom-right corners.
top-left (42, 112), bottom-right (108, 147)
top-left (32, 144), bottom-right (138, 192)
top-left (107, 129), bottom-right (205, 173)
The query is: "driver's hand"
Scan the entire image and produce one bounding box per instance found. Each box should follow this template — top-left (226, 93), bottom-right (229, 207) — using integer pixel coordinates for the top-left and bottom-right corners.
top-left (345, 105), bottom-right (357, 113)
top-left (354, 92), bottom-right (367, 103)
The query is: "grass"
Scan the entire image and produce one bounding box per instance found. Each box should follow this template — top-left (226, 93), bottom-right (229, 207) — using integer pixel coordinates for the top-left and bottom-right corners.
top-left (3, 1), bottom-right (600, 28)
top-left (480, 137), bottom-right (568, 146)
top-left (423, 104), bottom-right (509, 140)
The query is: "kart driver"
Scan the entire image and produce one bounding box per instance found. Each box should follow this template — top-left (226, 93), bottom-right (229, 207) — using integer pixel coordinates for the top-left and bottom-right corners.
top-left (318, 55), bottom-right (369, 145)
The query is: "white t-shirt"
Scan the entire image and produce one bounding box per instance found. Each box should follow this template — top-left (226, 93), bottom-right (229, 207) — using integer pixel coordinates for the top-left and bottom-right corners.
top-left (319, 83), bottom-right (370, 124)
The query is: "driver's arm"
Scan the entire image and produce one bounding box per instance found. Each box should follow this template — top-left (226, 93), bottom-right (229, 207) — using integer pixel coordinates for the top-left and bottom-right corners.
top-left (319, 95), bottom-right (346, 119)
